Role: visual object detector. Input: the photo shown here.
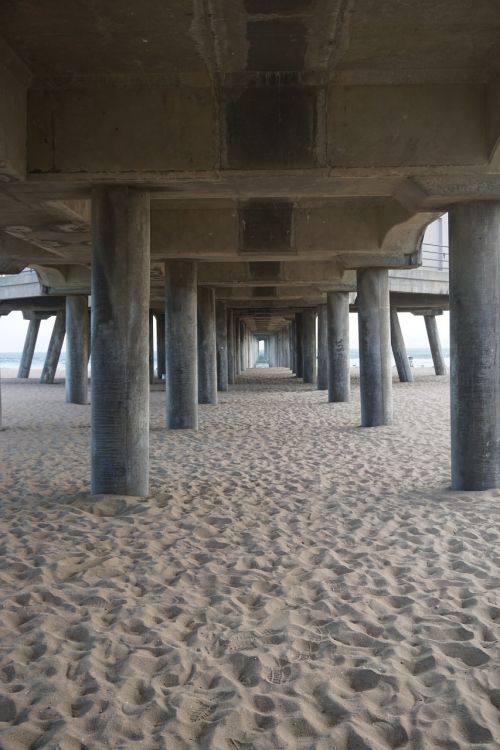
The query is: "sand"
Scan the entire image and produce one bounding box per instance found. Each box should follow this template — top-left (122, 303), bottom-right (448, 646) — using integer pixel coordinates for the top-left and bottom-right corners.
top-left (0, 368), bottom-right (499, 749)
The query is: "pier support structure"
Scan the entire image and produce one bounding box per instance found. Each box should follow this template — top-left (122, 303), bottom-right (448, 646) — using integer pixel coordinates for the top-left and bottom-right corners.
top-left (227, 309), bottom-right (235, 385)
top-left (40, 310), bottom-right (66, 385)
top-left (91, 187), bottom-right (150, 497)
top-left (216, 302), bottom-right (229, 392)
top-left (317, 304), bottom-right (328, 390)
top-left (327, 291), bottom-right (350, 403)
top-left (295, 312), bottom-right (304, 379)
top-left (290, 319), bottom-right (296, 374)
top-left (449, 201), bottom-right (500, 490)
top-left (424, 314), bottom-right (447, 376)
top-left (198, 287), bottom-right (217, 404)
top-left (302, 309), bottom-right (317, 384)
top-left (156, 313), bottom-right (166, 379)
top-left (149, 311), bottom-right (155, 385)
top-left (390, 308), bottom-right (413, 383)
top-left (165, 260), bottom-right (198, 429)
top-left (65, 295), bottom-right (89, 404)
top-left (357, 269), bottom-right (392, 426)
top-left (18, 317), bottom-right (41, 379)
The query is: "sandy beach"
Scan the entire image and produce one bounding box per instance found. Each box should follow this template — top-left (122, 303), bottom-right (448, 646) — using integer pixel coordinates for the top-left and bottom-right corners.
top-left (0, 368), bottom-right (499, 749)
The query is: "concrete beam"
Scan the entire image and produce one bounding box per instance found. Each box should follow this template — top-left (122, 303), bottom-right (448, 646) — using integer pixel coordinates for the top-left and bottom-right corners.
top-left (0, 47), bottom-right (27, 181)
top-left (25, 84), bottom-right (488, 177)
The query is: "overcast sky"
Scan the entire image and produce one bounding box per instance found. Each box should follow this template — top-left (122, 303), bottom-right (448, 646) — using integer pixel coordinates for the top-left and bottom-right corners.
top-left (0, 309), bottom-right (450, 353)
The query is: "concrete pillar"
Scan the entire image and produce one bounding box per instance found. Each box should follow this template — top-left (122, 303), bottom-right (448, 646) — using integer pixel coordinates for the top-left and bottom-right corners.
top-left (424, 314), bottom-right (447, 376)
top-left (357, 269), bottom-right (392, 426)
top-left (327, 291), bottom-right (350, 402)
top-left (449, 201), bottom-right (500, 490)
top-left (91, 187), bottom-right (150, 497)
top-left (227, 309), bottom-right (235, 385)
top-left (295, 312), bottom-right (304, 379)
top-left (290, 320), bottom-right (296, 373)
top-left (87, 308), bottom-right (92, 365)
top-left (149, 311), bottom-right (155, 385)
top-left (40, 310), bottom-right (66, 384)
top-left (317, 305), bottom-right (328, 390)
top-left (18, 319), bottom-right (41, 378)
top-left (239, 321), bottom-right (245, 372)
top-left (390, 308), bottom-right (413, 383)
top-left (302, 310), bottom-right (317, 384)
top-left (234, 316), bottom-right (241, 376)
top-left (198, 287), bottom-right (217, 404)
top-left (215, 302), bottom-right (229, 391)
top-left (65, 295), bottom-right (89, 404)
top-left (156, 313), bottom-right (166, 379)
top-left (165, 260), bottom-right (198, 429)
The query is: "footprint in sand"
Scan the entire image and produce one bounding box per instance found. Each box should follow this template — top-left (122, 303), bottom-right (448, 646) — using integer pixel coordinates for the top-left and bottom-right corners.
top-left (438, 642), bottom-right (490, 667)
top-left (348, 668), bottom-right (381, 692)
top-left (263, 663), bottom-right (293, 685)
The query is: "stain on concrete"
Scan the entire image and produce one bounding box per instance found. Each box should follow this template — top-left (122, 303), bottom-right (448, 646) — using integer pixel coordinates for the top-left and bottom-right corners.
top-left (245, 0), bottom-right (312, 13)
top-left (249, 261), bottom-right (282, 281)
top-left (246, 19), bottom-right (307, 71)
top-left (226, 86), bottom-right (316, 168)
top-left (240, 201), bottom-right (293, 254)
top-left (253, 286), bottom-right (277, 297)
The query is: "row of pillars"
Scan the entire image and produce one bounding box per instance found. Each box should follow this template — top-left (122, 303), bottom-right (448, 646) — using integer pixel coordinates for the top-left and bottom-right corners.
top-left (1, 192), bottom-right (498, 496)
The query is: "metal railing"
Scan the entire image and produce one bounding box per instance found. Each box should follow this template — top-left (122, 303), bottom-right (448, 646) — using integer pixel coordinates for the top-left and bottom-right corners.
top-left (421, 243), bottom-right (449, 271)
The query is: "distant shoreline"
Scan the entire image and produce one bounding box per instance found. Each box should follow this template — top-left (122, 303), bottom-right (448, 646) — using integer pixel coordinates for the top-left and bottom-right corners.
top-left (0, 349), bottom-right (450, 374)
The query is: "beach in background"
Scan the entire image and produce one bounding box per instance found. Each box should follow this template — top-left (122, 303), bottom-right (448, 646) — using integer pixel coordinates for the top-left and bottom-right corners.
top-left (0, 348), bottom-right (450, 376)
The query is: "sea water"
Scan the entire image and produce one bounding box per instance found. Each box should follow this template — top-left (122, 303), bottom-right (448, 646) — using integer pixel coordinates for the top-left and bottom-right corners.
top-left (0, 348), bottom-right (450, 374)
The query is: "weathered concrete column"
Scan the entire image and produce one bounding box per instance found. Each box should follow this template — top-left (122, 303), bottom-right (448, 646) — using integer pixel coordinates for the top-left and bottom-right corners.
top-left (91, 187), bottom-right (150, 496)
top-left (290, 320), bottom-right (296, 373)
top-left (227, 309), bottom-right (235, 385)
top-left (357, 269), bottom-right (392, 426)
top-left (65, 295), bottom-right (89, 404)
top-left (295, 312), bottom-right (304, 379)
top-left (449, 201), bottom-right (500, 490)
top-left (390, 308), bottom-right (413, 383)
top-left (198, 287), bottom-right (217, 404)
top-left (18, 318), bottom-right (41, 378)
top-left (424, 314), bottom-right (447, 376)
top-left (317, 305), bottom-right (328, 390)
top-left (156, 313), bottom-right (166, 379)
top-left (165, 260), bottom-right (198, 429)
top-left (215, 302), bottom-right (229, 391)
top-left (40, 310), bottom-right (66, 384)
top-left (302, 310), bottom-right (317, 384)
top-left (149, 311), bottom-right (155, 385)
top-left (326, 291), bottom-right (350, 402)
top-left (239, 320), bottom-right (245, 372)
top-left (87, 309), bottom-right (92, 365)
top-left (234, 316), bottom-right (241, 376)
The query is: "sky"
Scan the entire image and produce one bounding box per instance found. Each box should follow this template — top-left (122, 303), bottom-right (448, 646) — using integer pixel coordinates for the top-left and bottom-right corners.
top-left (0, 309), bottom-right (450, 353)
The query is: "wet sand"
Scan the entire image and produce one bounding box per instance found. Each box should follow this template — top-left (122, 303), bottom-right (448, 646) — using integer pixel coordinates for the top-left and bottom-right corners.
top-left (0, 369), bottom-right (499, 749)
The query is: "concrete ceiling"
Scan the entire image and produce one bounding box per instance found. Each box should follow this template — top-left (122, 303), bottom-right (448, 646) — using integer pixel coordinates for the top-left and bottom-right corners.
top-left (0, 1), bottom-right (489, 329)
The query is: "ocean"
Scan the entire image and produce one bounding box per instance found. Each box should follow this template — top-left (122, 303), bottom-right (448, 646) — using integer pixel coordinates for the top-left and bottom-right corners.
top-left (0, 348), bottom-right (450, 373)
